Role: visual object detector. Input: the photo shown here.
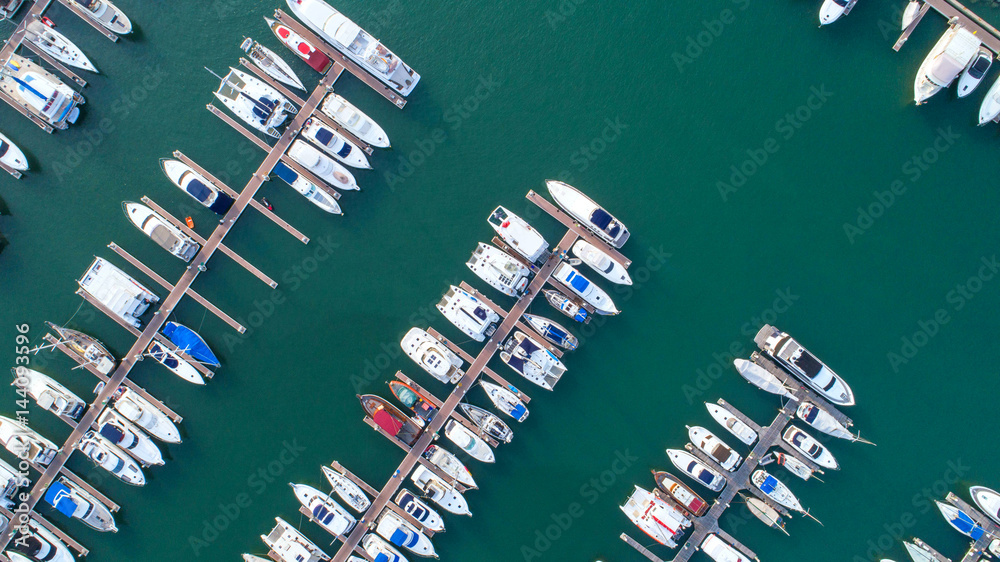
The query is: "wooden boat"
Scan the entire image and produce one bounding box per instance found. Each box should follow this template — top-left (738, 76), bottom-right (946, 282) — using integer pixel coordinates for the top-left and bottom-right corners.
top-left (44, 322), bottom-right (116, 374)
top-left (389, 381), bottom-right (436, 424)
top-left (459, 403), bottom-right (513, 443)
top-left (359, 394), bottom-right (422, 446)
top-left (740, 493), bottom-right (788, 535)
top-left (265, 16), bottom-right (330, 73)
top-left (652, 470), bottom-right (708, 517)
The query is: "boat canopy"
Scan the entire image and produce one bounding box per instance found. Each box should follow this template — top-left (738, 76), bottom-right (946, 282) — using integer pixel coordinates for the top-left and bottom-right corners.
top-left (315, 127), bottom-right (334, 145)
top-left (929, 29), bottom-right (981, 86)
top-left (373, 410), bottom-right (403, 436)
top-left (759, 475), bottom-right (778, 494)
top-left (333, 20), bottom-right (363, 49)
top-left (98, 423), bottom-right (125, 444)
top-left (162, 322), bottom-right (219, 366)
top-left (390, 527), bottom-right (416, 548)
top-left (590, 208), bottom-right (620, 237)
top-left (567, 271), bottom-right (590, 293)
top-left (43, 482), bottom-right (78, 517)
top-left (273, 161), bottom-right (299, 184)
top-left (395, 386), bottom-right (417, 407)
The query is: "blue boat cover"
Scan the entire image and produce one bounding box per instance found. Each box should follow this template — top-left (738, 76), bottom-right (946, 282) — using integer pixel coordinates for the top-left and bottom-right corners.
top-left (336, 143), bottom-right (352, 158)
top-left (803, 406), bottom-right (819, 423)
top-left (44, 482), bottom-right (78, 517)
top-left (952, 510), bottom-right (984, 539)
top-left (760, 475), bottom-right (778, 494)
top-left (543, 326), bottom-right (568, 345)
top-left (568, 272), bottom-right (590, 293)
top-left (574, 309), bottom-right (588, 322)
top-left (590, 208), bottom-right (613, 230)
top-left (520, 336), bottom-right (541, 355)
top-left (374, 554), bottom-right (390, 562)
top-left (208, 191), bottom-right (235, 215)
top-left (506, 355), bottom-right (526, 374)
top-left (273, 161), bottom-right (298, 185)
top-left (315, 127), bottom-right (334, 145)
top-left (162, 322), bottom-right (220, 366)
top-left (99, 423), bottom-right (125, 444)
top-left (390, 527), bottom-right (415, 547)
top-left (186, 178), bottom-right (214, 204)
top-left (511, 404), bottom-right (528, 420)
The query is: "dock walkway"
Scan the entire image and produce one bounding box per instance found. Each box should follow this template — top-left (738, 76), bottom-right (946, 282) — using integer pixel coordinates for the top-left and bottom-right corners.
top-left (894, 0), bottom-right (1000, 54)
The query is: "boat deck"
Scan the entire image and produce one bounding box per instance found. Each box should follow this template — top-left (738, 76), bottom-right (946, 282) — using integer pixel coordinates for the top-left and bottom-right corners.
top-left (393, 370), bottom-right (500, 448)
top-left (893, 0), bottom-right (1000, 54)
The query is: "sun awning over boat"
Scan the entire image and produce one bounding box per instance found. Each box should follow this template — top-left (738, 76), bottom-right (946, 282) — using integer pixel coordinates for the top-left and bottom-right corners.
top-left (149, 224), bottom-right (180, 250)
top-left (43, 482), bottom-right (79, 517)
top-left (315, 127), bottom-right (334, 145)
top-left (272, 161), bottom-right (299, 184)
top-left (99, 423), bottom-right (125, 444)
top-left (568, 272), bottom-right (590, 293)
top-left (373, 410), bottom-right (403, 436)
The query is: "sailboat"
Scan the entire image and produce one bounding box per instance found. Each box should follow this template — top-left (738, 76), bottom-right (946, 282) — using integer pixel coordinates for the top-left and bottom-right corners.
top-left (25, 19), bottom-right (98, 73)
top-left (241, 37), bottom-right (304, 90)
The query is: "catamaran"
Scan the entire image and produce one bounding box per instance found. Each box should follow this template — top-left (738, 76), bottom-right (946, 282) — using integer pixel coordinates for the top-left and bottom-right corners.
top-left (754, 325), bottom-right (855, 406)
top-left (320, 92), bottom-right (390, 148)
top-left (78, 257), bottom-right (160, 329)
top-left (241, 37), bottom-right (304, 90)
top-left (272, 162), bottom-right (342, 214)
top-left (400, 327), bottom-right (465, 384)
top-left (466, 243), bottom-right (531, 297)
top-left (25, 20), bottom-right (98, 73)
top-left (500, 330), bottom-right (566, 390)
top-left (0, 54), bottom-right (82, 129)
top-left (620, 485), bottom-right (692, 548)
top-left (302, 117), bottom-right (371, 169)
top-left (122, 201), bottom-right (200, 262)
top-left (436, 285), bottom-right (500, 342)
top-left (261, 517), bottom-right (329, 562)
top-left (213, 67), bottom-right (297, 139)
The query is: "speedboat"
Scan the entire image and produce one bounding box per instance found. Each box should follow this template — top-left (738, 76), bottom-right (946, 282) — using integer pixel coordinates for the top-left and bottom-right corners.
top-left (362, 534), bottom-right (408, 562)
top-left (389, 381), bottom-right (437, 424)
top-left (290, 482), bottom-right (356, 536)
top-left (45, 322), bottom-right (115, 374)
top-left (744, 495), bottom-right (788, 534)
top-left (971, 486), bottom-right (1000, 524)
top-left (272, 162), bottom-right (342, 214)
top-left (78, 257), bottom-right (160, 329)
top-left (11, 368), bottom-right (85, 419)
top-left (0, 131), bottom-right (27, 171)
top-left (488, 206), bottom-right (549, 263)
top-left (110, 386), bottom-right (181, 443)
top-left (261, 517), bottom-right (329, 562)
top-left (571, 240), bottom-right (631, 285)
top-left (321, 465), bottom-right (370, 511)
top-left (466, 243), bottom-right (531, 297)
top-left (795, 402), bottom-right (869, 443)
top-left (376, 510), bottom-right (435, 558)
top-left (523, 313), bottom-right (578, 351)
top-left (287, 139), bottom-right (358, 191)
top-left (688, 426), bottom-right (742, 472)
top-left (0, 0), bottom-right (23, 20)
top-left (359, 394), bottom-right (423, 446)
top-left (302, 117), bottom-right (371, 169)
top-left (782, 426), bottom-right (838, 470)
top-left (122, 201), bottom-right (200, 262)
top-left (160, 159), bottom-right (235, 215)
top-left (979, 75), bottom-right (1000, 124)
top-left (480, 382), bottom-right (529, 422)
top-left (774, 452), bottom-right (821, 482)
top-left (44, 477), bottom-right (117, 532)
top-left (552, 263), bottom-right (618, 315)
top-left (7, 519), bottom-right (74, 562)
top-left (400, 327), bottom-right (465, 384)
top-left (286, 0), bottom-right (420, 96)
top-left (241, 37), bottom-right (304, 90)
top-left (423, 444), bottom-right (477, 488)
top-left (76, 430), bottom-right (145, 486)
top-left (213, 67), bottom-right (297, 139)
top-left (147, 341), bottom-right (204, 385)
top-left (25, 20), bottom-right (97, 73)
top-left (705, 402), bottom-right (757, 445)
top-left (936, 501), bottom-right (986, 539)
top-left (733, 358), bottom-right (794, 398)
top-left (751, 470), bottom-right (814, 519)
top-left (395, 489), bottom-right (444, 532)
top-left (444, 419), bottom-right (494, 463)
top-left (701, 533), bottom-right (750, 562)
top-left (914, 25), bottom-right (981, 104)
top-left (266, 17), bottom-right (331, 73)
top-left (620, 485), bottom-right (691, 548)
top-left (0, 416), bottom-right (57, 466)
top-left (162, 322), bottom-right (219, 367)
top-left (546, 180), bottom-right (629, 247)
top-left (543, 289), bottom-right (588, 323)
top-left (411, 465), bottom-right (470, 515)
top-left (819, 0), bottom-right (855, 25)
top-left (320, 93), bottom-right (390, 148)
top-left (754, 325), bottom-right (854, 406)
top-left (72, 0), bottom-right (131, 34)
top-left (904, 540), bottom-right (939, 562)
top-left (0, 54), bottom-right (82, 129)
top-left (958, 47), bottom-right (992, 97)
top-left (436, 285), bottom-right (499, 342)
top-left (460, 403), bottom-right (513, 443)
top-left (652, 470), bottom-right (708, 517)
top-left (96, 408), bottom-right (163, 466)
top-left (667, 449), bottom-right (725, 492)
top-left (500, 330), bottom-right (566, 390)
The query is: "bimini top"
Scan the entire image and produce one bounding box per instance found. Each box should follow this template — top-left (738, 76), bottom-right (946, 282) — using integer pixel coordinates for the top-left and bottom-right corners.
top-left (43, 482), bottom-right (78, 517)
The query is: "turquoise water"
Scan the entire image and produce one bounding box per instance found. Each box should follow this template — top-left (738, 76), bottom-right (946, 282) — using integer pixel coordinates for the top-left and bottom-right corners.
top-left (2, 1), bottom-right (1000, 561)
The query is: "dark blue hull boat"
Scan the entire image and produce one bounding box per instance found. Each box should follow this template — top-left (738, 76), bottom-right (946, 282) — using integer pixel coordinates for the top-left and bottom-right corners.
top-left (161, 322), bottom-right (219, 366)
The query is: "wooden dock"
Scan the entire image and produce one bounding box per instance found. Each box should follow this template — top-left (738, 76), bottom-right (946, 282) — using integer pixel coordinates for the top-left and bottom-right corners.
top-left (894, 0), bottom-right (1000, 54)
top-left (393, 370), bottom-right (499, 449)
top-left (457, 281), bottom-right (563, 358)
top-left (621, 533), bottom-right (665, 562)
top-left (21, 28), bottom-right (87, 87)
top-left (945, 493), bottom-right (999, 562)
top-left (425, 326), bottom-right (533, 404)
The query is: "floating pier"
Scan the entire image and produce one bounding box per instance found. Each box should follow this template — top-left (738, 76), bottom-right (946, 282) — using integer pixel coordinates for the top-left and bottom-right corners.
top-left (894, 0), bottom-right (1000, 53)
top-left (457, 280), bottom-right (564, 358)
top-left (393, 370), bottom-right (499, 449)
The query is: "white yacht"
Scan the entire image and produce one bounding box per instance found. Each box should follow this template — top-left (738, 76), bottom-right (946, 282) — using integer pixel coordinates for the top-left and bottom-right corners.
top-left (796, 402), bottom-right (865, 442)
top-left (667, 449), bottom-right (725, 492)
top-left (546, 180), bottom-right (629, 248)
top-left (375, 511), bottom-right (436, 558)
top-left (272, 162), bottom-right (342, 214)
top-left (701, 533), bottom-right (750, 562)
top-left (971, 486), bottom-right (1000, 525)
top-left (436, 285), bottom-right (500, 342)
top-left (466, 243), bottom-right (531, 297)
top-left (96, 408), bottom-right (163, 466)
top-left (571, 240), bottom-right (631, 285)
top-left (487, 206), bottom-right (548, 263)
top-left (72, 0), bottom-right (131, 35)
top-left (0, 131), bottom-right (27, 171)
top-left (0, 416), bottom-right (57, 466)
top-left (444, 419), bottom-right (495, 463)
top-left (395, 489), bottom-right (444, 532)
top-left (44, 477), bottom-right (117, 532)
top-left (552, 263), bottom-right (618, 315)
top-left (302, 118), bottom-right (371, 169)
top-left (957, 47), bottom-right (992, 97)
top-left (11, 368), bottom-right (85, 419)
top-left (362, 534), bottom-right (408, 562)
top-left (819, 0), bottom-right (856, 25)
top-left (0, 458), bottom-right (24, 509)
top-left (500, 330), bottom-right (566, 390)
top-left (122, 202), bottom-right (200, 262)
top-left (321, 465), bottom-right (371, 512)
top-left (110, 387), bottom-right (180, 443)
top-left (78, 257), bottom-right (160, 328)
top-left (705, 403), bottom-right (757, 445)
top-left (688, 426), bottom-right (742, 472)
top-left (147, 341), bottom-right (204, 385)
top-left (290, 483), bottom-right (356, 536)
top-left (411, 465), bottom-right (470, 515)
top-left (320, 93), bottom-right (389, 148)
top-left (287, 139), bottom-right (358, 191)
top-left (620, 485), bottom-right (692, 548)
top-left (286, 0), bottom-right (420, 96)
top-left (7, 519), bottom-right (74, 562)
top-left (261, 517), bottom-right (329, 562)
top-left (423, 444), bottom-right (477, 488)
top-left (0, 54), bottom-right (82, 129)
top-left (914, 25), bottom-right (981, 104)
top-left (733, 358), bottom-right (794, 398)
top-left (782, 426), bottom-right (839, 470)
top-left (400, 327), bottom-right (465, 384)
top-left (76, 430), bottom-right (145, 486)
top-left (979, 75), bottom-right (1000, 124)
top-left (214, 68), bottom-right (297, 138)
top-left (754, 325), bottom-right (855, 406)
top-left (160, 159), bottom-right (234, 215)
top-left (25, 20), bottom-right (97, 73)
top-left (242, 37), bottom-right (304, 90)
top-left (751, 470), bottom-right (808, 516)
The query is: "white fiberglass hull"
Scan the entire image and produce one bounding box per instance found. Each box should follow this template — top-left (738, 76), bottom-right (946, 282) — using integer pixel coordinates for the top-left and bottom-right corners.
top-left (320, 93), bottom-right (390, 148)
top-left (287, 139), bottom-right (358, 191)
top-left (0, 131), bottom-right (27, 171)
top-left (980, 76), bottom-right (1000, 124)
top-left (26, 20), bottom-right (98, 72)
top-left (571, 240), bottom-right (631, 285)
